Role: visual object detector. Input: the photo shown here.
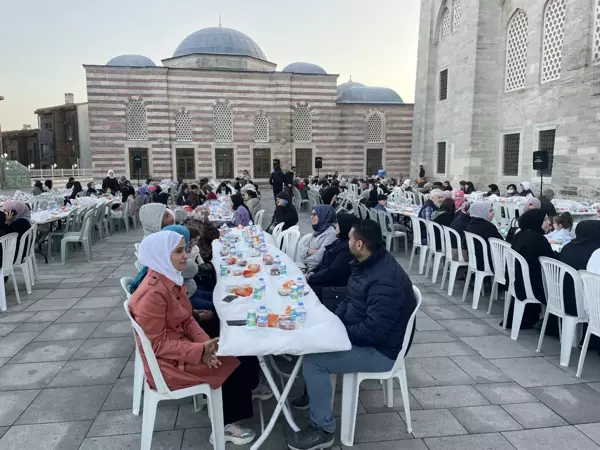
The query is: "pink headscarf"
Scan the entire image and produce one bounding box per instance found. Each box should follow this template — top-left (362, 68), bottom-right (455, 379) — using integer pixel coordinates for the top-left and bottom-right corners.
top-left (3, 200), bottom-right (31, 221)
top-left (148, 184), bottom-right (156, 193)
top-left (453, 190), bottom-right (465, 209)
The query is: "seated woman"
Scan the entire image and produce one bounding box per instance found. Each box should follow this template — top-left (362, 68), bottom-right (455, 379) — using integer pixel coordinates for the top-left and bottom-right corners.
top-left (307, 214), bottom-right (360, 306)
top-left (268, 191), bottom-right (298, 232)
top-left (176, 184), bottom-right (190, 206)
top-left (85, 182), bottom-right (98, 196)
top-left (216, 181), bottom-right (232, 195)
top-left (442, 181), bottom-right (453, 191)
top-left (129, 231), bottom-right (257, 445)
top-left (161, 225), bottom-right (198, 297)
top-left (521, 197), bottom-right (541, 215)
top-left (32, 180), bottom-right (44, 196)
top-left (0, 201), bottom-right (32, 263)
top-left (44, 179), bottom-right (53, 192)
top-left (112, 187), bottom-right (136, 218)
top-left (463, 202), bottom-right (503, 271)
top-left (485, 184), bottom-right (501, 197)
top-left (297, 205), bottom-right (338, 271)
top-left (505, 209), bottom-right (556, 329)
top-left (365, 186), bottom-right (379, 208)
top-left (243, 189), bottom-right (262, 219)
top-left (227, 194), bottom-right (251, 227)
top-left (506, 184), bottom-right (519, 197)
top-left (433, 198), bottom-right (456, 227)
top-left (464, 181), bottom-right (476, 194)
top-left (68, 181), bottom-right (83, 201)
top-left (519, 181), bottom-right (534, 197)
top-left (139, 203), bottom-right (175, 237)
top-left (300, 178), bottom-right (310, 200)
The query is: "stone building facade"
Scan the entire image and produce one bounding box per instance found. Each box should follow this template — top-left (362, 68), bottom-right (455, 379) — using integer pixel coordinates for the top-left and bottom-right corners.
top-left (412, 0), bottom-right (600, 194)
top-left (85, 27), bottom-right (413, 182)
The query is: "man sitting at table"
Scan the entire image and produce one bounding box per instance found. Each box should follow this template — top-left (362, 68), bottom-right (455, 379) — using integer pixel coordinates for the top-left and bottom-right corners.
top-left (288, 220), bottom-right (417, 450)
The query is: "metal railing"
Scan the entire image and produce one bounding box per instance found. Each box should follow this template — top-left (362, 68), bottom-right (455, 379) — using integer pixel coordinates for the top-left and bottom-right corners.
top-left (29, 168), bottom-right (94, 179)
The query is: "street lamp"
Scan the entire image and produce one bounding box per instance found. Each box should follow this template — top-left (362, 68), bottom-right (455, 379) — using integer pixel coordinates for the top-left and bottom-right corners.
top-left (29, 163), bottom-right (34, 170)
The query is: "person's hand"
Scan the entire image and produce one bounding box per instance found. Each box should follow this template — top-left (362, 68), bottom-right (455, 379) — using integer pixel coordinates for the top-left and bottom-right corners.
top-left (202, 338), bottom-right (221, 368)
top-left (5, 211), bottom-right (14, 224)
top-left (194, 309), bottom-right (214, 321)
top-left (308, 248), bottom-right (318, 256)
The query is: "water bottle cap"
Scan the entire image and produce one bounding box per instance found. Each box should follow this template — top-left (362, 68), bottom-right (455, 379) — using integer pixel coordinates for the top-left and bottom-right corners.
top-left (298, 301), bottom-right (304, 306)
top-left (297, 276), bottom-right (302, 280)
top-left (259, 277), bottom-right (264, 281)
top-left (259, 305), bottom-right (266, 310)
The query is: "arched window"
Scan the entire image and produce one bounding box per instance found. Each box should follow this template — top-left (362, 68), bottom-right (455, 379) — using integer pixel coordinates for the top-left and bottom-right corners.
top-left (452, 0), bottom-right (461, 31)
top-left (366, 113), bottom-right (384, 144)
top-left (505, 9), bottom-right (529, 92)
top-left (594, 0), bottom-right (600, 64)
top-left (293, 103), bottom-right (312, 143)
top-left (253, 113), bottom-right (269, 143)
top-left (213, 101), bottom-right (233, 142)
top-left (541, 0), bottom-right (566, 83)
top-left (175, 109), bottom-right (193, 142)
top-left (126, 97), bottom-right (147, 140)
top-left (441, 7), bottom-right (451, 40)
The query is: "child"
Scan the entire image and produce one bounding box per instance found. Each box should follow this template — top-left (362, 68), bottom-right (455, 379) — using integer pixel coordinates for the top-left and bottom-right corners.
top-left (546, 212), bottom-right (574, 242)
top-left (374, 194), bottom-right (388, 211)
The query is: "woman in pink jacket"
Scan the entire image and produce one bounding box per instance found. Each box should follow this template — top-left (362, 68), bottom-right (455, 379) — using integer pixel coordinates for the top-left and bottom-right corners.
top-left (129, 231), bottom-right (258, 445)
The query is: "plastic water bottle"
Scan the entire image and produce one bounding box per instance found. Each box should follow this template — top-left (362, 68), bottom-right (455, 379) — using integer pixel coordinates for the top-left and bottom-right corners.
top-left (246, 309), bottom-right (257, 328)
top-left (259, 277), bottom-right (266, 294)
top-left (249, 221), bottom-right (254, 228)
top-left (257, 306), bottom-right (268, 328)
top-left (295, 302), bottom-right (306, 327)
top-left (274, 255), bottom-right (281, 267)
top-left (296, 276), bottom-right (305, 298)
top-left (252, 285), bottom-right (262, 302)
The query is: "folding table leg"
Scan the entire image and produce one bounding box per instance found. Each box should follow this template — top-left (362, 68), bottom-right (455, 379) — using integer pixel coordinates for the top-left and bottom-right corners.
top-left (251, 355), bottom-right (302, 450)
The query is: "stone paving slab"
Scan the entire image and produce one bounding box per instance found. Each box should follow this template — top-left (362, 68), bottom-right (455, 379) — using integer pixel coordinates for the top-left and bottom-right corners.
top-left (0, 198), bottom-right (598, 449)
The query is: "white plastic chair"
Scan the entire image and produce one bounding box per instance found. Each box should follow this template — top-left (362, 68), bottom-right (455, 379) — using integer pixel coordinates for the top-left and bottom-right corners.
top-left (134, 242), bottom-right (141, 251)
top-left (112, 200), bottom-right (136, 231)
top-left (25, 222), bottom-right (39, 285)
top-left (277, 228), bottom-right (301, 260)
top-left (337, 286), bottom-right (422, 446)
top-left (424, 221), bottom-right (445, 283)
top-left (504, 247), bottom-right (543, 339)
top-left (378, 210), bottom-right (408, 254)
top-left (60, 209), bottom-right (95, 264)
top-left (408, 216), bottom-right (428, 274)
top-left (537, 258), bottom-right (588, 367)
top-left (461, 231), bottom-right (495, 310)
top-left (0, 233), bottom-right (20, 308)
top-left (440, 226), bottom-right (469, 296)
top-left (13, 227), bottom-right (35, 295)
top-left (120, 277), bottom-right (144, 415)
top-left (577, 271), bottom-right (600, 377)
top-left (123, 298), bottom-right (226, 450)
top-left (493, 202), bottom-right (509, 226)
top-left (488, 238), bottom-right (511, 314)
top-left (47, 210), bottom-right (75, 258)
top-left (271, 222), bottom-right (285, 243)
top-left (254, 210), bottom-right (265, 229)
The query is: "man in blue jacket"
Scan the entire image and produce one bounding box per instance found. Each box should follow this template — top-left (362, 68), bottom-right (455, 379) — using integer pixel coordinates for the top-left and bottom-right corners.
top-left (288, 220), bottom-right (417, 450)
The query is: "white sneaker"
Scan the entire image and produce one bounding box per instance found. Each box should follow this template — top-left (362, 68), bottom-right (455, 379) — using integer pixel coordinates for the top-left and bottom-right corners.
top-left (210, 423), bottom-right (256, 446)
top-left (252, 381), bottom-right (274, 401)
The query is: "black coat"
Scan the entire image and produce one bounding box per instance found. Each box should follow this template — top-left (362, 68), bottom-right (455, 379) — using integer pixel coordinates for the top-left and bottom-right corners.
top-left (433, 212), bottom-right (454, 251)
top-left (0, 218), bottom-right (32, 265)
top-left (102, 177), bottom-right (119, 194)
top-left (463, 217), bottom-right (503, 271)
top-left (269, 170), bottom-right (285, 191)
top-left (283, 171), bottom-right (295, 186)
top-left (511, 229), bottom-right (555, 304)
top-left (335, 248), bottom-right (416, 360)
top-left (272, 204), bottom-right (298, 231)
top-left (308, 238), bottom-right (353, 296)
top-left (322, 186), bottom-right (340, 206)
top-left (539, 196), bottom-right (557, 218)
top-left (449, 212), bottom-right (470, 249)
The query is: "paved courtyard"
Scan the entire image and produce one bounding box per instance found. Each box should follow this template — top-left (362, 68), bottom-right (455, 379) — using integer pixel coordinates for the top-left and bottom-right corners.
top-left (1, 196), bottom-right (600, 449)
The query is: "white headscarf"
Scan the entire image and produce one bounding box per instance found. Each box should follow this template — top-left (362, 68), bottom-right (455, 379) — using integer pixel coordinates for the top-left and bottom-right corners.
top-left (403, 179), bottom-right (411, 187)
top-left (521, 181), bottom-right (531, 191)
top-left (138, 231), bottom-right (185, 286)
top-left (470, 201), bottom-right (492, 221)
top-left (139, 203), bottom-right (166, 237)
top-left (107, 170), bottom-right (115, 178)
top-left (587, 249), bottom-right (600, 275)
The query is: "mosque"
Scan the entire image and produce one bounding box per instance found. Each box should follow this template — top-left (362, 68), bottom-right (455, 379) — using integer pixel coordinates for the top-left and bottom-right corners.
top-left (85, 26), bottom-right (413, 182)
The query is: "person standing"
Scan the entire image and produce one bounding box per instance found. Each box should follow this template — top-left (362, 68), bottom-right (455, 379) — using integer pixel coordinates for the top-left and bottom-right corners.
top-left (269, 164), bottom-right (285, 201)
top-left (284, 165), bottom-right (296, 197)
top-left (419, 164), bottom-right (426, 181)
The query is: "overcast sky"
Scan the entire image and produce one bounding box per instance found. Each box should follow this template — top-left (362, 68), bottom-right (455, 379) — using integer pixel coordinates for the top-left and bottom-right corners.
top-left (0, 0), bottom-right (420, 131)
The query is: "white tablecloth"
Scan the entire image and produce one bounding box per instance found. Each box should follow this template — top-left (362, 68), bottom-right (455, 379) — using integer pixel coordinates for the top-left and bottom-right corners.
top-left (212, 228), bottom-right (351, 357)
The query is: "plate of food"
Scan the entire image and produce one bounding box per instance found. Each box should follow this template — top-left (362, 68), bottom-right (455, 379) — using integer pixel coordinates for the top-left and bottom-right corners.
top-left (226, 256), bottom-right (237, 265)
top-left (282, 280), bottom-right (296, 289)
top-left (226, 285), bottom-right (254, 297)
top-left (237, 259), bottom-right (248, 267)
top-left (242, 269), bottom-right (256, 278)
top-left (247, 263), bottom-right (260, 273)
top-left (278, 287), bottom-right (291, 296)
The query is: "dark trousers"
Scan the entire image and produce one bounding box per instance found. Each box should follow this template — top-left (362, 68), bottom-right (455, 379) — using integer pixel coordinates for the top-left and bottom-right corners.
top-left (222, 356), bottom-right (260, 424)
top-left (273, 187), bottom-right (282, 203)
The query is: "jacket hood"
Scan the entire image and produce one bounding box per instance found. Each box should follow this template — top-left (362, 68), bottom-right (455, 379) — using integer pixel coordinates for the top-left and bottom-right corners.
top-left (139, 203), bottom-right (166, 237)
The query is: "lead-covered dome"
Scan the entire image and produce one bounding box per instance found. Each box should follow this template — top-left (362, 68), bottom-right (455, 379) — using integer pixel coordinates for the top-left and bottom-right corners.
top-left (173, 27), bottom-right (266, 60)
top-left (106, 54), bottom-right (156, 67)
top-left (282, 62), bottom-right (327, 75)
top-left (337, 80), bottom-right (366, 96)
top-left (337, 84), bottom-right (403, 104)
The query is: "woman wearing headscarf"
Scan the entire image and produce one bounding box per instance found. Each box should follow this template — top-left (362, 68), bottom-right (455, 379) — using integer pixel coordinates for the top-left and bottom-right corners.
top-left (464, 181), bottom-right (476, 194)
top-left (68, 181), bottom-right (83, 200)
top-left (44, 179), bottom-right (53, 192)
top-left (521, 197), bottom-right (541, 215)
top-left (506, 184), bottom-right (519, 196)
top-left (85, 182), bottom-right (97, 196)
top-left (306, 213), bottom-right (361, 303)
top-left (32, 180), bottom-right (44, 196)
top-left (128, 231), bottom-right (257, 445)
top-left (453, 189), bottom-right (466, 210)
top-left (463, 202), bottom-right (503, 271)
top-left (228, 194), bottom-right (251, 227)
top-left (505, 209), bottom-right (556, 329)
top-left (102, 170), bottom-right (119, 194)
top-left (268, 191), bottom-right (298, 232)
top-left (442, 181), bottom-right (453, 191)
top-left (216, 181), bottom-right (232, 196)
top-left (485, 184), bottom-right (501, 197)
top-left (0, 201), bottom-right (32, 263)
top-left (139, 203), bottom-right (174, 237)
top-left (243, 189), bottom-right (262, 219)
top-left (297, 205), bottom-right (338, 272)
top-left (365, 185), bottom-right (379, 208)
top-left (402, 179), bottom-right (412, 192)
top-left (519, 181), bottom-right (534, 197)
top-left (160, 225), bottom-right (198, 296)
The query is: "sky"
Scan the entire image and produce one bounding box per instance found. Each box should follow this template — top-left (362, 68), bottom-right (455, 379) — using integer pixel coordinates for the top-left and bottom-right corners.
top-left (0, 0), bottom-right (420, 131)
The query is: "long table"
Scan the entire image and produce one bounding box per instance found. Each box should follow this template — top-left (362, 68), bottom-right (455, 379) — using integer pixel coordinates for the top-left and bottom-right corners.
top-left (212, 228), bottom-right (351, 449)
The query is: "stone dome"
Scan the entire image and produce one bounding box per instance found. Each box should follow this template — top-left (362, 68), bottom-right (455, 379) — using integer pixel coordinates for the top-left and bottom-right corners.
top-left (106, 54), bottom-right (156, 67)
top-left (173, 27), bottom-right (266, 60)
top-left (337, 84), bottom-right (403, 104)
top-left (282, 62), bottom-right (327, 75)
top-left (337, 80), bottom-right (366, 96)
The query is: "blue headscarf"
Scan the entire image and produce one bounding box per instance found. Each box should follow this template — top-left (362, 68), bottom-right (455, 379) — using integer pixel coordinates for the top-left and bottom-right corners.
top-left (131, 225), bottom-right (190, 293)
top-left (312, 204), bottom-right (336, 235)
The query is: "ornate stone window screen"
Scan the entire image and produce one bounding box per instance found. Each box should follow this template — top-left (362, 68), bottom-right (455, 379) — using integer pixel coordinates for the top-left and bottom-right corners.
top-left (213, 101), bottom-right (233, 143)
top-left (126, 98), bottom-right (148, 140)
top-left (452, 0), bottom-right (461, 32)
top-left (441, 7), bottom-right (451, 40)
top-left (293, 104), bottom-right (312, 143)
top-left (175, 110), bottom-right (193, 142)
top-left (367, 113), bottom-right (384, 144)
top-left (505, 9), bottom-right (529, 92)
top-left (594, 0), bottom-right (600, 64)
top-left (253, 113), bottom-right (269, 143)
top-left (541, 0), bottom-right (566, 83)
